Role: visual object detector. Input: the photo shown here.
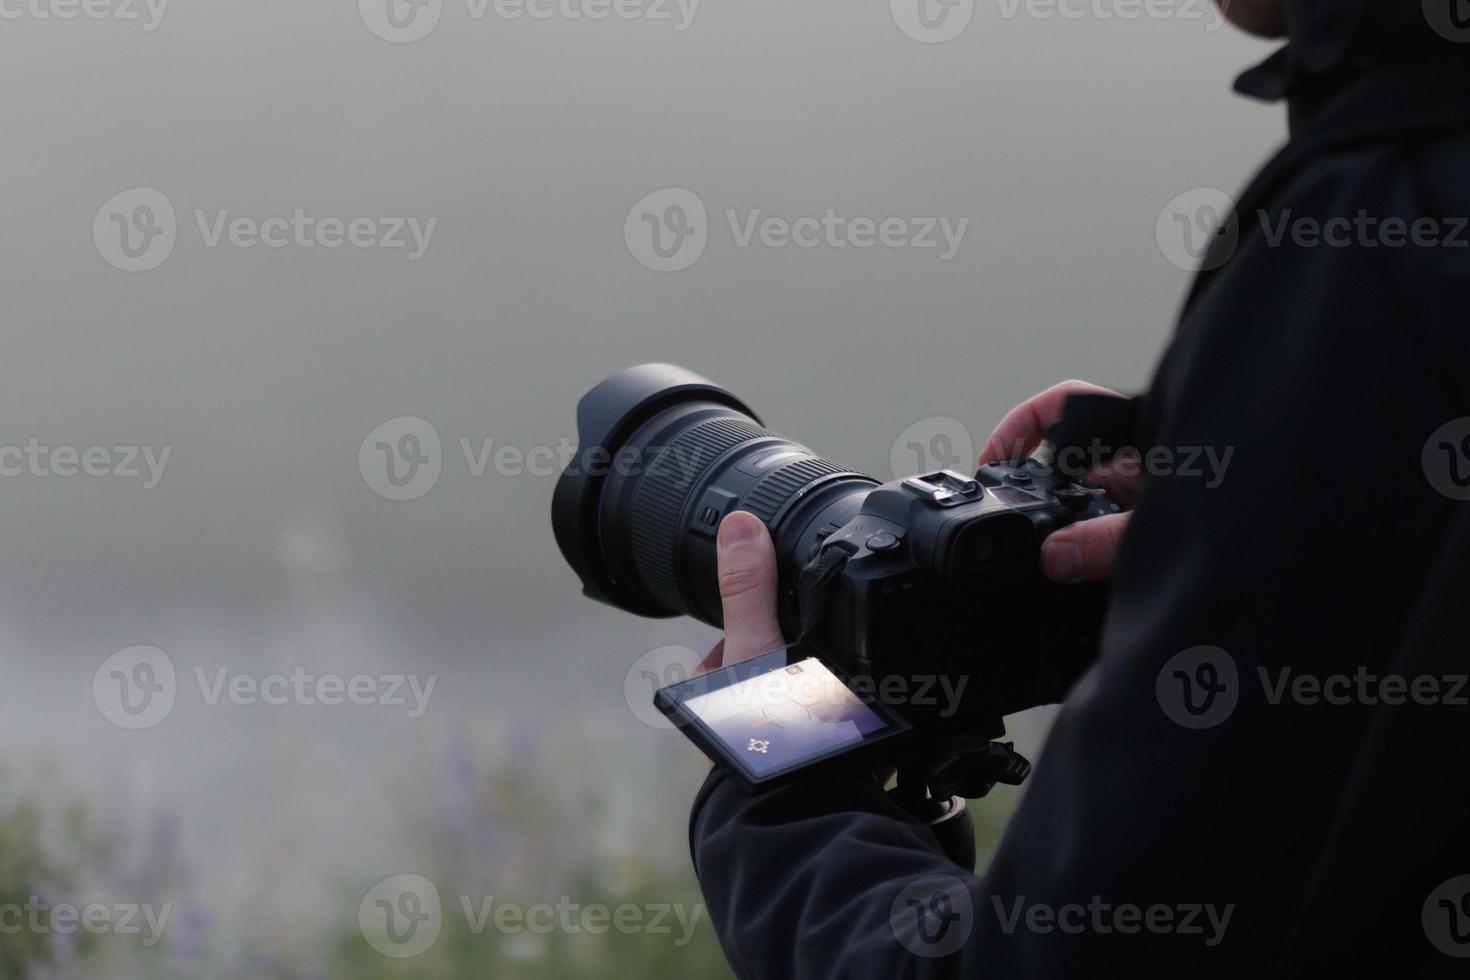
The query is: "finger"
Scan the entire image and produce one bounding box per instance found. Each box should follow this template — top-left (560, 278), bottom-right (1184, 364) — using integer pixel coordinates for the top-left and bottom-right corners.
top-left (694, 639), bottom-right (724, 678)
top-left (1087, 452), bottom-right (1144, 507)
top-left (715, 511), bottom-right (785, 666)
top-left (978, 380), bottom-right (1123, 465)
top-left (1039, 512), bottom-right (1133, 584)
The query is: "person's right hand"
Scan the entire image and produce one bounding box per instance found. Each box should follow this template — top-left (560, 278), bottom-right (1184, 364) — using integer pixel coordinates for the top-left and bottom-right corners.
top-left (978, 380), bottom-right (1138, 585)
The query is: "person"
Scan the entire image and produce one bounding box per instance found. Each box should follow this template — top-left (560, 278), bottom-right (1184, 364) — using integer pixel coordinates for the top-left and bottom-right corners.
top-left (689, 1), bottom-right (1470, 976)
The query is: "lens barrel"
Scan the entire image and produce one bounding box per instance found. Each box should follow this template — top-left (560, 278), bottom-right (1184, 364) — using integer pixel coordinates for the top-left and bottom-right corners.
top-left (552, 365), bottom-right (877, 628)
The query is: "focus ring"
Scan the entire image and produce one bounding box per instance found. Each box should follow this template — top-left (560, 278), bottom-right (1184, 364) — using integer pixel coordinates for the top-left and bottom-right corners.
top-left (742, 456), bottom-right (853, 526)
top-left (629, 416), bottom-right (773, 603)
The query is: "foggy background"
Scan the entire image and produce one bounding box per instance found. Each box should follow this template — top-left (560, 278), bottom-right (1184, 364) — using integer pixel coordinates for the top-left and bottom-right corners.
top-left (0, 0), bottom-right (1281, 972)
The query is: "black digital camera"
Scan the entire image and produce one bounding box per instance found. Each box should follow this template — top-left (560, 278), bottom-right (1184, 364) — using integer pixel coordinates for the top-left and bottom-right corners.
top-left (552, 365), bottom-right (1119, 800)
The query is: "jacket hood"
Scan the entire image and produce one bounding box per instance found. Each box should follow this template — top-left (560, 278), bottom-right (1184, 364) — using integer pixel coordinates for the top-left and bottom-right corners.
top-left (1236, 0), bottom-right (1453, 101)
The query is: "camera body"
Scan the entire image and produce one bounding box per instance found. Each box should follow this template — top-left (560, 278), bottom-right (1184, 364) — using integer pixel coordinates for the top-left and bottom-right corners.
top-left (552, 364), bottom-right (1118, 790)
top-left (788, 462), bottom-right (1118, 741)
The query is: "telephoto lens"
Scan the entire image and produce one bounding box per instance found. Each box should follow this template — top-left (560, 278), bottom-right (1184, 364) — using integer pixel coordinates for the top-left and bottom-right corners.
top-left (551, 363), bottom-right (877, 636)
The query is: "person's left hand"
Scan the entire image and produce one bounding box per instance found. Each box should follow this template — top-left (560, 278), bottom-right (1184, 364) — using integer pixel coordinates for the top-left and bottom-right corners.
top-left (696, 511), bottom-right (786, 677)
top-left (979, 379), bottom-right (1136, 584)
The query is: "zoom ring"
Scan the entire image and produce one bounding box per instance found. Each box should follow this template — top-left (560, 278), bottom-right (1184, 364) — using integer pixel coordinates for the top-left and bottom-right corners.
top-left (629, 416), bottom-right (774, 603)
top-left (741, 456), bottom-right (856, 526)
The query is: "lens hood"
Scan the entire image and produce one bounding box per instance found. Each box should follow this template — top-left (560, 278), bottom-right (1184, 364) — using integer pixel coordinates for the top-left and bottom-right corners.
top-left (551, 364), bottom-right (760, 615)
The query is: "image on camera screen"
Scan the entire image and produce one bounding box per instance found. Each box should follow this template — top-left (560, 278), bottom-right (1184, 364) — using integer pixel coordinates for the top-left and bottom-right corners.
top-left (683, 658), bottom-right (893, 777)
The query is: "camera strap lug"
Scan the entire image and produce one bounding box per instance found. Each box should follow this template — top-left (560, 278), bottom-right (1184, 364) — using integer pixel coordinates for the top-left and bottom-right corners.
top-left (795, 540), bottom-right (855, 641)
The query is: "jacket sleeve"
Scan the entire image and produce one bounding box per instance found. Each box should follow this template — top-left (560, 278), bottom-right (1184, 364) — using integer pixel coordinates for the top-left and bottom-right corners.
top-left (691, 767), bottom-right (993, 979)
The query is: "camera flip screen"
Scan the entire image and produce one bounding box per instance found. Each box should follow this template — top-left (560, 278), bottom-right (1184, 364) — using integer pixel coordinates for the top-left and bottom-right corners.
top-left (676, 655), bottom-right (905, 780)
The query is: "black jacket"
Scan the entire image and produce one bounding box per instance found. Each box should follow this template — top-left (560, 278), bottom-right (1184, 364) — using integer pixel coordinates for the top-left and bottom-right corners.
top-left (691, 4), bottom-right (1470, 976)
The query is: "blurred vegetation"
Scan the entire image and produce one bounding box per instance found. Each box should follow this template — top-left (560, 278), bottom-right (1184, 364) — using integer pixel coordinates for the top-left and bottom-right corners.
top-left (0, 734), bottom-right (1020, 979)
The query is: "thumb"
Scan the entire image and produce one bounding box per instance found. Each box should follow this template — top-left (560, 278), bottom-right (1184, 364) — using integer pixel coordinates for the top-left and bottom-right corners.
top-left (1040, 512), bottom-right (1132, 584)
top-left (715, 511), bottom-right (785, 666)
